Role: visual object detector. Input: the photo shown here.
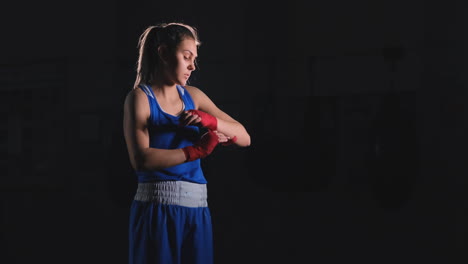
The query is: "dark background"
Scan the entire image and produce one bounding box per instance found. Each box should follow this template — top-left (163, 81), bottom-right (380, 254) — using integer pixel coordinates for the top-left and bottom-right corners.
top-left (1, 0), bottom-right (466, 263)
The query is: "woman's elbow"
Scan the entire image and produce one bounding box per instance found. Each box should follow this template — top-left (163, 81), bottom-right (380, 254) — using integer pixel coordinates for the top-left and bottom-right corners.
top-left (133, 151), bottom-right (152, 171)
top-left (244, 137), bottom-right (251, 147)
top-left (133, 154), bottom-right (146, 171)
top-left (135, 151), bottom-right (168, 171)
top-left (238, 135), bottom-right (251, 147)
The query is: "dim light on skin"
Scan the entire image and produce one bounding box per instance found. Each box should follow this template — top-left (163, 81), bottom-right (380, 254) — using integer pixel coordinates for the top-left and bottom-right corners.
top-left (162, 38), bottom-right (198, 87)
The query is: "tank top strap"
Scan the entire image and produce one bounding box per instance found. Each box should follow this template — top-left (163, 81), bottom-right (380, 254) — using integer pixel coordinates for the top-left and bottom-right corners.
top-left (138, 84), bottom-right (157, 123)
top-left (177, 85), bottom-right (196, 110)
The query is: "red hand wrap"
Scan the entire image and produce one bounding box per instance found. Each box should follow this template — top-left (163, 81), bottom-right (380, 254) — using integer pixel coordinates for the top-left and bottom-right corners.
top-left (186, 110), bottom-right (218, 130)
top-left (182, 130), bottom-right (219, 162)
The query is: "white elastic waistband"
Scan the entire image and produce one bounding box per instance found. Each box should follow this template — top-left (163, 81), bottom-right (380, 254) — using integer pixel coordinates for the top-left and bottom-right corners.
top-left (134, 181), bottom-right (208, 208)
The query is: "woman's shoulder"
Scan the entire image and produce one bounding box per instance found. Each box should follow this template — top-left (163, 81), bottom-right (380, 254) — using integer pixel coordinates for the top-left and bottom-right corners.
top-left (123, 87), bottom-right (151, 121)
top-left (183, 85), bottom-right (204, 109)
top-left (124, 87), bottom-right (151, 113)
top-left (182, 85), bottom-right (214, 110)
top-left (125, 87), bottom-right (146, 102)
top-left (183, 85), bottom-right (200, 95)
top-left (184, 85), bottom-right (210, 99)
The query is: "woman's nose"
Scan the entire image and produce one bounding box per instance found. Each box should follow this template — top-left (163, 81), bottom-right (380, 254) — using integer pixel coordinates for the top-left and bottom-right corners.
top-left (188, 63), bottom-right (195, 71)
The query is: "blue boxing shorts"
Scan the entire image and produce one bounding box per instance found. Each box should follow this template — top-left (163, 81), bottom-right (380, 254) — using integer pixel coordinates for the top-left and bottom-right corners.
top-left (128, 181), bottom-right (213, 264)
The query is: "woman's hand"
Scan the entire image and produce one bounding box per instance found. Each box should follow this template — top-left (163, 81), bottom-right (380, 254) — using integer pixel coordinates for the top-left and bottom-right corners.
top-left (179, 110), bottom-right (217, 130)
top-left (179, 110), bottom-right (237, 146)
top-left (214, 130), bottom-right (237, 146)
top-left (214, 130), bottom-right (229, 144)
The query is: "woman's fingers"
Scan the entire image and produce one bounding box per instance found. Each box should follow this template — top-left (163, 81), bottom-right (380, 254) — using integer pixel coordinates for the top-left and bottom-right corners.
top-left (186, 115), bottom-right (200, 125)
top-left (179, 112), bottom-right (201, 126)
top-left (214, 130), bottom-right (230, 142)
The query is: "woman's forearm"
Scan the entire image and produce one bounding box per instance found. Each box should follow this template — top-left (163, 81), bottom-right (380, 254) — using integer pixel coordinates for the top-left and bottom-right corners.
top-left (136, 147), bottom-right (187, 171)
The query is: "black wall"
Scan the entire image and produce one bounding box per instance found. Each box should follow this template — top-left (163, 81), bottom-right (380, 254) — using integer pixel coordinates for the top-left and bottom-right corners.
top-left (1, 0), bottom-right (466, 263)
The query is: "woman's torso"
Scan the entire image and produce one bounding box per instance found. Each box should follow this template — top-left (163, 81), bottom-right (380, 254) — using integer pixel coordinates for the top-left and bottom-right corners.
top-left (134, 84), bottom-right (207, 184)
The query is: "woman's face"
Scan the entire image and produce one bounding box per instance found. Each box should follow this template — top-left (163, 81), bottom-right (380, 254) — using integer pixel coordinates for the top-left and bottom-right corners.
top-left (166, 38), bottom-right (198, 86)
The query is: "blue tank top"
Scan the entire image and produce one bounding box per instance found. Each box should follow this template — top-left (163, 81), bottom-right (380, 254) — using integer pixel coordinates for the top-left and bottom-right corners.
top-left (135, 84), bottom-right (207, 184)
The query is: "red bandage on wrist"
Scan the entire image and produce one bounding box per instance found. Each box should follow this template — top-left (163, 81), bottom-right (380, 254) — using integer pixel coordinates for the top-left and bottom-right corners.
top-left (221, 136), bottom-right (237, 146)
top-left (186, 110), bottom-right (217, 130)
top-left (182, 130), bottom-right (219, 162)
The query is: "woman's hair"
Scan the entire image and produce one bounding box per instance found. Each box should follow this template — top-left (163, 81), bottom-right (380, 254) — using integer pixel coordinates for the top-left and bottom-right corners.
top-left (133, 22), bottom-right (201, 89)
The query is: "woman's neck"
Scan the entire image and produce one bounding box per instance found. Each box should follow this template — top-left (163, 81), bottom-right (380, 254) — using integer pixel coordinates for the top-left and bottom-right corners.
top-left (151, 83), bottom-right (179, 100)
